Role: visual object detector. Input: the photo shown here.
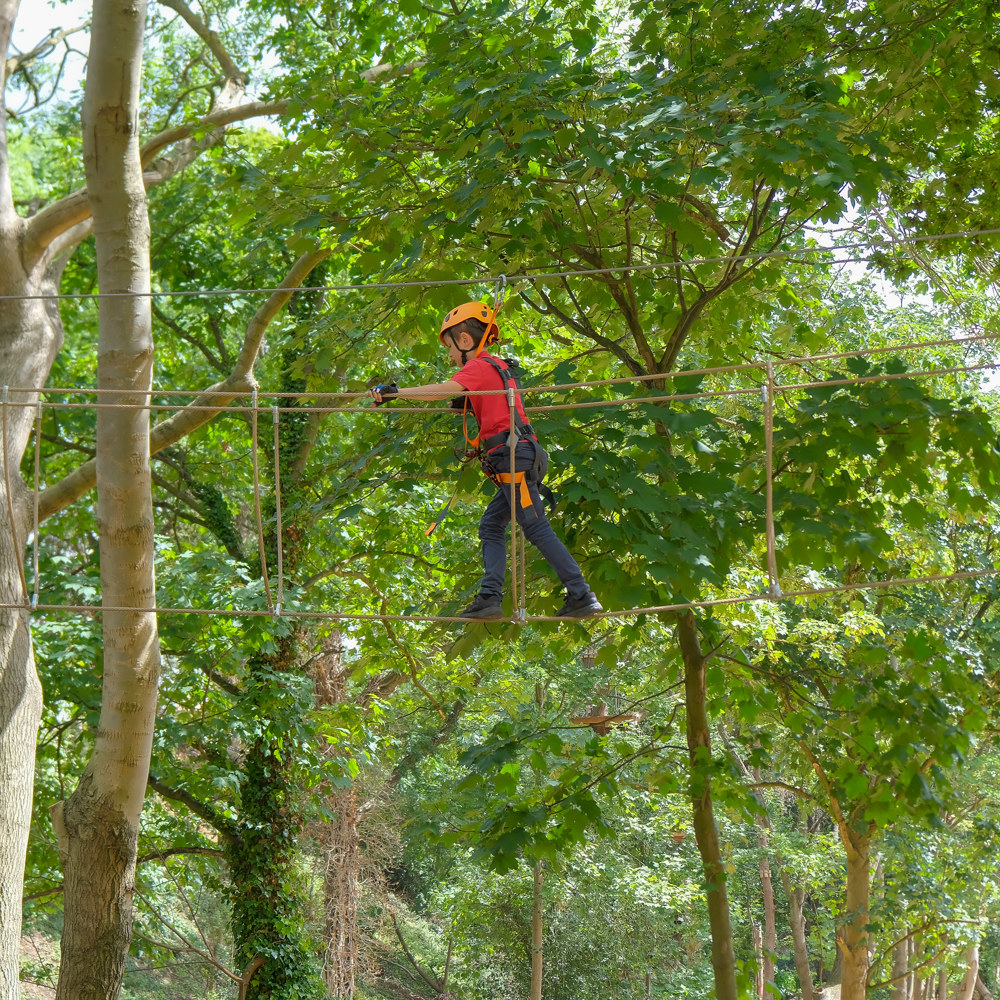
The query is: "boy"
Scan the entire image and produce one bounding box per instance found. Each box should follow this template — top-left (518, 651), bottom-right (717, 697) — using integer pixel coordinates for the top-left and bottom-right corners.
top-left (370, 301), bottom-right (602, 620)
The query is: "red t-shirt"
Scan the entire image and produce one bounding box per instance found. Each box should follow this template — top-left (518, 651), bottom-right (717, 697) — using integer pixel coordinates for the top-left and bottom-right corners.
top-left (453, 354), bottom-right (531, 447)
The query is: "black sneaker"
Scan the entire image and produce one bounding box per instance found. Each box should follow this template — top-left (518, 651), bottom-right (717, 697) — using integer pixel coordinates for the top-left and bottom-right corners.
top-left (556, 592), bottom-right (603, 618)
top-left (457, 594), bottom-right (504, 620)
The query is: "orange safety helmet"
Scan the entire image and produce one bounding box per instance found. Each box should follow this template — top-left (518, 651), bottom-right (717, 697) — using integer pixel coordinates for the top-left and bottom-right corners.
top-left (439, 301), bottom-right (499, 347)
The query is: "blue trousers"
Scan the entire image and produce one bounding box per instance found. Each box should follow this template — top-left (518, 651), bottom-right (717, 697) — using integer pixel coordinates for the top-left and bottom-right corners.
top-left (477, 442), bottom-right (590, 601)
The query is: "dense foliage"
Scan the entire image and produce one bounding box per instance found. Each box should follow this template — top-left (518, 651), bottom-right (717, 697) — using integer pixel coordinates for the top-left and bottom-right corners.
top-left (8, 0), bottom-right (1000, 998)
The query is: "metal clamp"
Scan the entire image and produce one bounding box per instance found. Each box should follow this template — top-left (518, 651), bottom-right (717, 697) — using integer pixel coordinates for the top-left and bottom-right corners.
top-left (494, 273), bottom-right (507, 315)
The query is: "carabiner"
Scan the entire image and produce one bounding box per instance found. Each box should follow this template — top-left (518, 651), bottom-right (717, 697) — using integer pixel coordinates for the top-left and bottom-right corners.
top-left (493, 273), bottom-right (507, 316)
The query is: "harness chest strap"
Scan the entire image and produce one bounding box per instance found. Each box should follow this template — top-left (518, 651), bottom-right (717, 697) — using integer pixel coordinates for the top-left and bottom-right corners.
top-left (478, 356), bottom-right (537, 452)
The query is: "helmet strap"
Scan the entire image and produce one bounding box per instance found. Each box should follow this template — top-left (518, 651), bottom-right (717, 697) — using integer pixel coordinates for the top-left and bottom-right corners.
top-left (449, 327), bottom-right (492, 366)
top-left (448, 329), bottom-right (470, 366)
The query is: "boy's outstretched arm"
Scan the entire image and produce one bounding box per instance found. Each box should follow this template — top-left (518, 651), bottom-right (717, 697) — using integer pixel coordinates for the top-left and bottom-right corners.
top-left (370, 379), bottom-right (465, 404)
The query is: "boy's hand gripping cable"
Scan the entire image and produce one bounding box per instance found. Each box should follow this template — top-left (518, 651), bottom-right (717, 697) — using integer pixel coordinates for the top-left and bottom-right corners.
top-left (370, 382), bottom-right (399, 406)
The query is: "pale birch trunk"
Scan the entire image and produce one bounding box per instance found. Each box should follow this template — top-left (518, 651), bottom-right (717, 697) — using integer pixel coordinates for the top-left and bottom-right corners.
top-left (973, 972), bottom-right (994, 1000)
top-left (52, 1), bottom-right (161, 996)
top-left (954, 945), bottom-right (980, 1000)
top-left (753, 922), bottom-right (764, 999)
top-left (907, 936), bottom-right (919, 1000)
top-left (891, 937), bottom-right (911, 1000)
top-left (0, 2), bottom-right (68, 992)
top-left (0, 3), bottom-right (350, 990)
top-left (778, 869), bottom-right (814, 1000)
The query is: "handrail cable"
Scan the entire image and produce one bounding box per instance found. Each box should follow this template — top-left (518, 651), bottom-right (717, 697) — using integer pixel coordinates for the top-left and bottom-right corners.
top-left (3, 225), bottom-right (999, 302)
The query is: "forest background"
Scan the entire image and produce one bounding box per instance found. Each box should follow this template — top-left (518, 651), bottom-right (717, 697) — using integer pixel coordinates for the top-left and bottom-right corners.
top-left (3, 1), bottom-right (1000, 999)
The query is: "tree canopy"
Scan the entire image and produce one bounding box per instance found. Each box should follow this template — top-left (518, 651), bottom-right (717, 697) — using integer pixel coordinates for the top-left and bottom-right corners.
top-left (3, 1), bottom-right (1000, 999)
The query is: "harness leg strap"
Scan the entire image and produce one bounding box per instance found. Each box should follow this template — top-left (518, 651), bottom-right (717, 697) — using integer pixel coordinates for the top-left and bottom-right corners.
top-left (498, 471), bottom-right (534, 509)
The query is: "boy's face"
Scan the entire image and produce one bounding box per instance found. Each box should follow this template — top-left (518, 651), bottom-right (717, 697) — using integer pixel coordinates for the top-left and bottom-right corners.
top-left (443, 330), bottom-right (476, 367)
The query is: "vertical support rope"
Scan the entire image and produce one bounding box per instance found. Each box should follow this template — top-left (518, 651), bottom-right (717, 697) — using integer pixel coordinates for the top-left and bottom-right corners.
top-left (1, 387), bottom-right (28, 603)
top-left (32, 398), bottom-right (41, 610)
top-left (272, 405), bottom-right (283, 617)
top-left (507, 382), bottom-right (518, 620)
top-left (518, 517), bottom-right (527, 623)
top-left (763, 363), bottom-right (782, 598)
top-left (250, 389), bottom-right (274, 613)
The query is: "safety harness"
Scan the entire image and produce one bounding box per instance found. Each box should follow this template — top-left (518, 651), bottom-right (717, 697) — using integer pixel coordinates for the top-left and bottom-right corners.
top-left (475, 357), bottom-right (553, 514)
top-left (426, 356), bottom-right (552, 535)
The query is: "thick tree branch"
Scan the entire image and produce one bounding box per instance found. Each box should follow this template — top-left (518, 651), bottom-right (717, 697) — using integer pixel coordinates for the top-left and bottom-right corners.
top-left (21, 87), bottom-right (272, 265)
top-left (156, 0), bottom-right (248, 85)
top-left (23, 54), bottom-right (417, 269)
top-left (133, 894), bottom-right (243, 985)
top-left (391, 914), bottom-right (447, 995)
top-left (529, 283), bottom-right (645, 376)
top-left (748, 780), bottom-right (812, 798)
top-left (137, 56), bottom-right (416, 169)
top-left (22, 190), bottom-right (92, 265)
top-left (136, 845), bottom-right (225, 864)
top-left (360, 669), bottom-right (407, 704)
top-left (37, 247), bottom-right (331, 522)
top-left (147, 772), bottom-right (240, 845)
top-left (139, 96), bottom-right (286, 166)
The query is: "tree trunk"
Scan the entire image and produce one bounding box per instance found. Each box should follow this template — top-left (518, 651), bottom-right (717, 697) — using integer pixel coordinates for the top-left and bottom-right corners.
top-left (324, 786), bottom-right (360, 997)
top-left (837, 828), bottom-right (871, 1000)
top-left (954, 945), bottom-right (980, 1000)
top-left (891, 936), bottom-right (910, 1000)
top-left (757, 818), bottom-right (776, 993)
top-left (530, 860), bottom-right (544, 1000)
top-left (753, 921), bottom-right (764, 999)
top-left (0, 3), bottom-right (69, 991)
top-left (54, 1), bottom-right (161, 996)
top-left (717, 736), bottom-right (794, 1000)
top-left (0, 5), bottom-right (331, 991)
top-left (677, 611), bottom-right (737, 1000)
top-left (778, 869), bottom-right (814, 1000)
top-left (0, 598), bottom-right (38, 1000)
top-left (226, 333), bottom-right (326, 999)
top-left (314, 634), bottom-right (361, 998)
